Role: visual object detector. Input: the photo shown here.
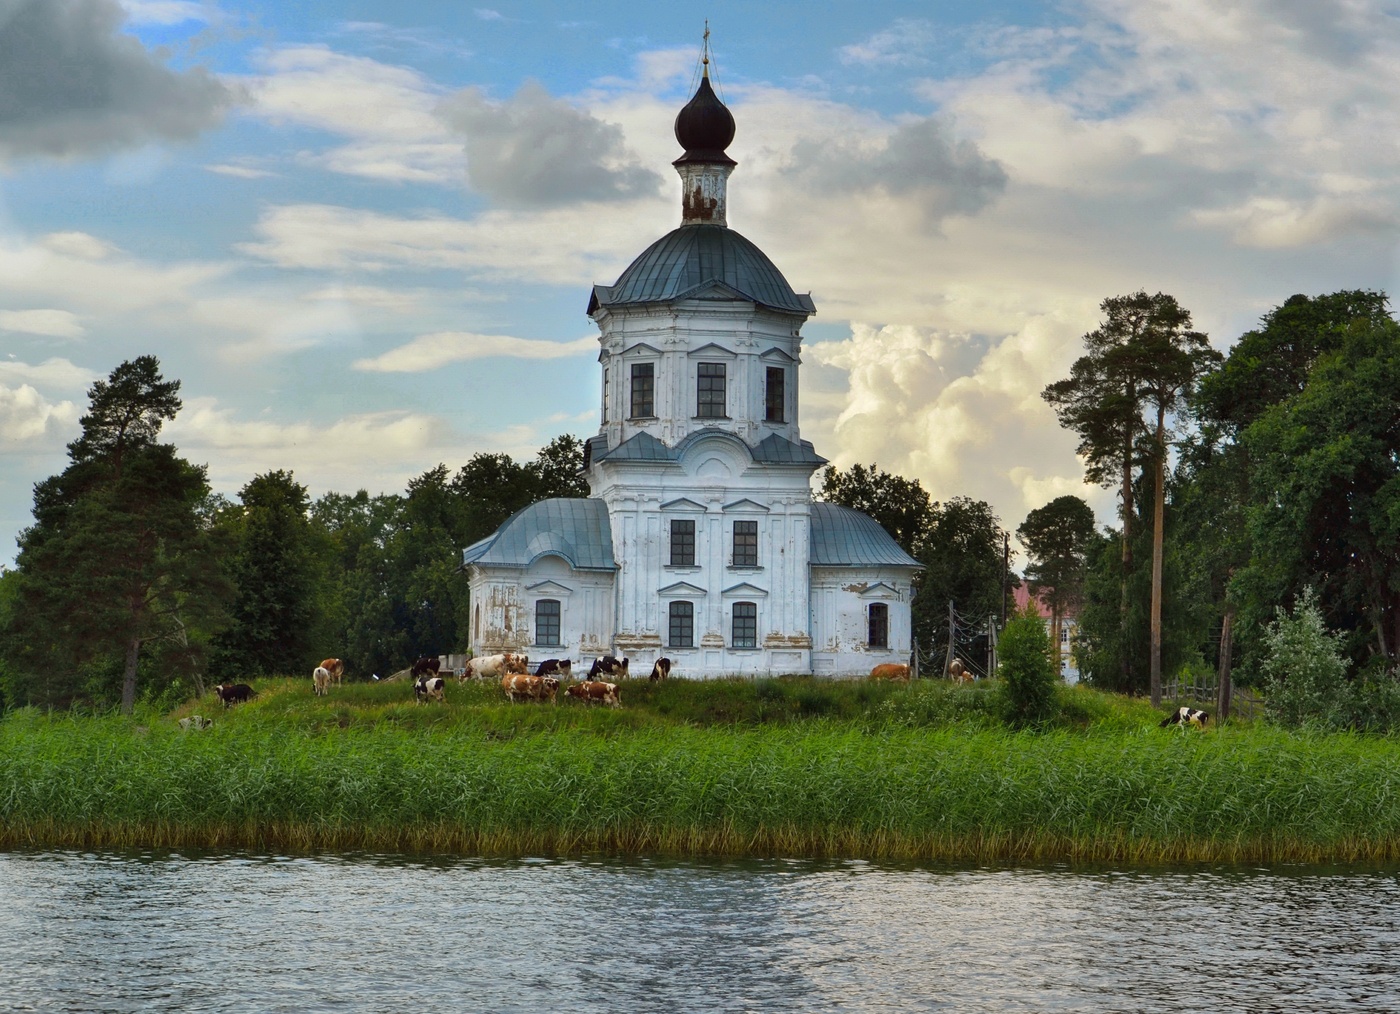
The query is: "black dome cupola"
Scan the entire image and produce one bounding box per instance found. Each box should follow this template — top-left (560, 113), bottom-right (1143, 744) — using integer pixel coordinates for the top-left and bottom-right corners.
top-left (671, 29), bottom-right (737, 226)
top-left (674, 70), bottom-right (736, 166)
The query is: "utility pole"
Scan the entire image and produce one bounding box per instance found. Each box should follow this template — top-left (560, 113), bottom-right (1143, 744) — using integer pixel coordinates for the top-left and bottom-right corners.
top-left (944, 600), bottom-right (956, 678)
top-left (1001, 531), bottom-right (1010, 626)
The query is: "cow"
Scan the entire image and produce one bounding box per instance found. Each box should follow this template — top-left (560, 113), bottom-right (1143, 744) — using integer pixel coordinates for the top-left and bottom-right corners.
top-left (312, 666), bottom-right (331, 697)
top-left (319, 658), bottom-right (345, 686)
top-left (501, 673), bottom-right (559, 704)
top-left (535, 658), bottom-right (572, 678)
top-left (649, 657), bottom-right (672, 681)
top-left (414, 675), bottom-right (446, 704)
top-left (177, 715), bottom-right (212, 731)
top-left (1160, 706), bottom-right (1210, 729)
top-left (948, 658), bottom-right (972, 684)
top-left (869, 663), bottom-right (910, 681)
top-left (588, 655), bottom-right (629, 680)
top-left (411, 656), bottom-right (441, 679)
top-left (214, 683), bottom-right (256, 708)
top-left (463, 653), bottom-right (529, 681)
top-left (566, 680), bottom-right (621, 708)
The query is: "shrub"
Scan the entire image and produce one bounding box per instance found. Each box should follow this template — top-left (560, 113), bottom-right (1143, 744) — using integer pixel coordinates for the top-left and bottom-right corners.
top-left (998, 606), bottom-right (1058, 728)
top-left (1260, 588), bottom-right (1352, 729)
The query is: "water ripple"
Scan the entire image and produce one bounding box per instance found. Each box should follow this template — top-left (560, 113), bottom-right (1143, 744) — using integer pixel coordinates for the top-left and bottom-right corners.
top-left (1, 851), bottom-right (1397, 1012)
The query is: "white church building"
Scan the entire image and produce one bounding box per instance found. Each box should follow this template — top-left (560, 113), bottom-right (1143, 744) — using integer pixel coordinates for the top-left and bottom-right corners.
top-left (462, 61), bottom-right (921, 678)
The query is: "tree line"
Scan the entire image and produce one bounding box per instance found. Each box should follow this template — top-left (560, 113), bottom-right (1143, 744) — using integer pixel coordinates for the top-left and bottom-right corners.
top-left (0, 356), bottom-right (587, 712)
top-left (4, 285), bottom-right (1398, 725)
top-left (823, 288), bottom-right (1400, 728)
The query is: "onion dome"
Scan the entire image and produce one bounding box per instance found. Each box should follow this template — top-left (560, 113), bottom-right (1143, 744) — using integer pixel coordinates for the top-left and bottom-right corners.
top-left (673, 67), bottom-right (736, 166)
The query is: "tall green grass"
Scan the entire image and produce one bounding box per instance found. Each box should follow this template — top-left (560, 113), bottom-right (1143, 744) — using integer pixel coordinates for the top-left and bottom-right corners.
top-left (3, 693), bottom-right (1397, 861)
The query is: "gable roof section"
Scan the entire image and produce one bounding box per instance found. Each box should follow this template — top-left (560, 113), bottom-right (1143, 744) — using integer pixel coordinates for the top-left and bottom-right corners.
top-left (809, 503), bottom-right (922, 569)
top-left (462, 498), bottom-right (616, 572)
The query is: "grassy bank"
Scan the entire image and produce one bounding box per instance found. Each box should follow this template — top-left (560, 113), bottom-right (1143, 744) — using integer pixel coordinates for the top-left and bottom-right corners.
top-left (3, 677), bottom-right (1398, 862)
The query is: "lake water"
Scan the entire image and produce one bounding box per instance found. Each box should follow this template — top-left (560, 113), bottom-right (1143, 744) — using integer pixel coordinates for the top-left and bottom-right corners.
top-left (2, 850), bottom-right (1397, 1012)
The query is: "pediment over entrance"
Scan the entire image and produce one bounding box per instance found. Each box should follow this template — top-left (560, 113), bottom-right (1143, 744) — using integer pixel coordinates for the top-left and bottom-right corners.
top-left (722, 581), bottom-right (768, 598)
top-left (525, 580), bottom-right (573, 596)
top-left (658, 580), bottom-right (707, 598)
top-left (721, 498), bottom-right (769, 513)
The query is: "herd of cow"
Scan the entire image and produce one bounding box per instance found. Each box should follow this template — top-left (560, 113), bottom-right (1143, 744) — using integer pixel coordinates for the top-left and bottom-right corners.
top-left (205, 654), bottom-right (1210, 728)
top-left (204, 653), bottom-right (677, 711)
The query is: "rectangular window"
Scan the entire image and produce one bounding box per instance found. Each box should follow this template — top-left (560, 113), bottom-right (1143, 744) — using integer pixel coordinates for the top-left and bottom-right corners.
top-left (668, 601), bottom-right (694, 648)
top-left (630, 362), bottom-right (655, 418)
top-left (670, 519), bottom-right (696, 567)
top-left (536, 599), bottom-right (561, 647)
top-left (868, 603), bottom-right (889, 649)
top-left (765, 367), bottom-right (785, 423)
top-left (732, 601), bottom-right (757, 649)
top-left (733, 520), bottom-right (758, 568)
top-left (697, 362), bottom-right (726, 418)
top-left (602, 367), bottom-right (610, 423)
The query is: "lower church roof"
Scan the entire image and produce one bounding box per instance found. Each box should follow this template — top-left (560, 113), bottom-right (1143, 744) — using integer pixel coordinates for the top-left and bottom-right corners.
top-left (462, 498), bottom-right (617, 571)
top-left (462, 498), bottom-right (922, 573)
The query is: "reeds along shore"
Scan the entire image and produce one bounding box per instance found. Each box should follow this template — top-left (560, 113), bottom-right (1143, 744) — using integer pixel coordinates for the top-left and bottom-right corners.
top-left (3, 678), bottom-right (1399, 863)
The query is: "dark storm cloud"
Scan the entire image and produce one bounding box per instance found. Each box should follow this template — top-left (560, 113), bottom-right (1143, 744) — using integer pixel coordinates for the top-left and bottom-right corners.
top-left (438, 80), bottom-right (662, 208)
top-left (791, 117), bottom-right (1007, 220)
top-left (0, 0), bottom-right (234, 159)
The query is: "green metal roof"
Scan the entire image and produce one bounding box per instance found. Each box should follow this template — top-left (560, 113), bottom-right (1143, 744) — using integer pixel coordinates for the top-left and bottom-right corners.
top-left (810, 503), bottom-right (922, 569)
top-left (588, 225), bottom-right (816, 316)
top-left (461, 498), bottom-right (617, 571)
top-left (463, 497), bottom-right (918, 574)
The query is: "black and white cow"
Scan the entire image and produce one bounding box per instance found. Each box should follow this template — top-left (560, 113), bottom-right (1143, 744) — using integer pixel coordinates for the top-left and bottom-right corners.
top-left (535, 658), bottom-right (572, 678)
top-left (649, 657), bottom-right (672, 681)
top-left (414, 675), bottom-right (446, 704)
top-left (588, 655), bottom-right (629, 680)
top-left (1160, 706), bottom-right (1209, 729)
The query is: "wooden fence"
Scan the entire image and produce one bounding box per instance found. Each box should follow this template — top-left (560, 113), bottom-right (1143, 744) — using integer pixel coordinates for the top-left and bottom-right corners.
top-left (1163, 673), bottom-right (1263, 722)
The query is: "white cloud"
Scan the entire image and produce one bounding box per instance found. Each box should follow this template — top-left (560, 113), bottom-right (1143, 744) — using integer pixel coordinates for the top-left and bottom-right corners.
top-left (353, 332), bottom-right (595, 372)
top-left (839, 18), bottom-right (940, 66)
top-left (0, 357), bottom-right (97, 393)
top-left (238, 201), bottom-right (662, 286)
top-left (118, 0), bottom-right (208, 25)
top-left (246, 45), bottom-right (459, 183)
top-left (203, 162), bottom-right (277, 179)
top-left (0, 382), bottom-right (79, 444)
top-left (803, 316), bottom-right (1113, 526)
top-left (0, 309), bottom-right (85, 338)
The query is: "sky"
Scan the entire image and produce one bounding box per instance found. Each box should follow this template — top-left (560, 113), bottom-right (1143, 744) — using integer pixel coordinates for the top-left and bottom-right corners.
top-left (4, 0), bottom-right (1400, 568)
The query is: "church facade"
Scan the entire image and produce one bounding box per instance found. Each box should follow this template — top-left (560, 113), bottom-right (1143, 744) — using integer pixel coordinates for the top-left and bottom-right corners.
top-left (462, 63), bottom-right (921, 678)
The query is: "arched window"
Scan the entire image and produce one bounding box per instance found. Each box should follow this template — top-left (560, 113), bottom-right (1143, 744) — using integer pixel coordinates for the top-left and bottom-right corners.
top-left (535, 599), bottom-right (561, 647)
top-left (867, 603), bottom-right (889, 649)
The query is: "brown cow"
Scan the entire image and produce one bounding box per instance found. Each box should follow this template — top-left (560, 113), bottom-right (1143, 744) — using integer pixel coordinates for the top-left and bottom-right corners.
top-left (319, 657), bottom-right (345, 686)
top-left (501, 673), bottom-right (559, 703)
top-left (869, 663), bottom-right (910, 681)
top-left (566, 680), bottom-right (621, 708)
top-left (948, 658), bottom-right (972, 684)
